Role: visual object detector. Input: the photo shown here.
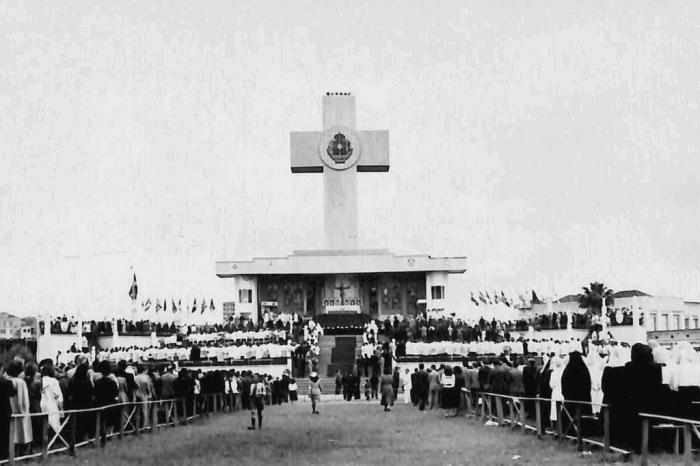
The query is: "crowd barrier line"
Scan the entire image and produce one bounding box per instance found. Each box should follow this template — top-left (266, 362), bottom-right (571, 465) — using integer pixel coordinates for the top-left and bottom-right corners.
top-left (1, 392), bottom-right (238, 466)
top-left (638, 412), bottom-right (700, 466)
top-left (458, 389), bottom-right (628, 456)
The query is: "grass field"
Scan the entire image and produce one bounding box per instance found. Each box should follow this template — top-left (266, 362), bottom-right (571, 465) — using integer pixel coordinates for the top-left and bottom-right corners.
top-left (43, 400), bottom-right (671, 465)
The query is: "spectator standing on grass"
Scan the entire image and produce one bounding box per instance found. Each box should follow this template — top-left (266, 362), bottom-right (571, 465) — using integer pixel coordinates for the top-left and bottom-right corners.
top-left (24, 363), bottom-right (42, 450)
top-left (416, 363), bottom-right (429, 411)
top-left (308, 372), bottom-right (322, 415)
top-left (67, 362), bottom-right (93, 443)
top-left (40, 364), bottom-right (63, 434)
top-left (402, 368), bottom-right (412, 404)
top-left (0, 365), bottom-right (16, 460)
top-left (288, 377), bottom-right (298, 404)
top-left (94, 361), bottom-right (119, 443)
top-left (6, 361), bottom-right (32, 454)
top-left (134, 365), bottom-right (154, 428)
top-left (160, 365), bottom-right (177, 399)
top-left (247, 374), bottom-right (265, 430)
top-left (428, 366), bottom-right (440, 409)
top-left (380, 372), bottom-right (394, 412)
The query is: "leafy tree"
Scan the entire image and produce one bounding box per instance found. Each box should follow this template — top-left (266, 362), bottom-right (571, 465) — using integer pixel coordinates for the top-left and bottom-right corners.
top-left (577, 282), bottom-right (614, 316)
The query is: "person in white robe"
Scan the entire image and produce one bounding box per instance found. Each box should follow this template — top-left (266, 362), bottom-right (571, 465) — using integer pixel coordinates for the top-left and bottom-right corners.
top-left (40, 365), bottom-right (64, 434)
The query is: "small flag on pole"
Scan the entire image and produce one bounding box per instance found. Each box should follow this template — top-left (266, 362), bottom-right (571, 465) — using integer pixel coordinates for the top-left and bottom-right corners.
top-left (128, 274), bottom-right (138, 300)
top-left (201, 299), bottom-right (207, 314)
top-left (155, 299), bottom-right (162, 312)
top-left (210, 299), bottom-right (215, 312)
top-left (172, 299), bottom-right (177, 313)
top-left (470, 292), bottom-right (479, 306)
top-left (163, 299), bottom-right (167, 312)
top-left (144, 298), bottom-right (151, 312)
top-left (191, 298), bottom-right (197, 313)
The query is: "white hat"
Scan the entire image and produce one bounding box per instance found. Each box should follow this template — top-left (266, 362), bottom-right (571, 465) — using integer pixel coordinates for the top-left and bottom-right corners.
top-left (310, 371), bottom-right (317, 378)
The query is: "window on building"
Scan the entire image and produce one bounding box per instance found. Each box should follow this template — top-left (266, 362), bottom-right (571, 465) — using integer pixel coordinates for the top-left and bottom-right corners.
top-left (694, 317), bottom-right (699, 329)
top-left (239, 289), bottom-right (252, 304)
top-left (651, 314), bottom-right (657, 331)
top-left (661, 314), bottom-right (668, 331)
top-left (431, 286), bottom-right (445, 300)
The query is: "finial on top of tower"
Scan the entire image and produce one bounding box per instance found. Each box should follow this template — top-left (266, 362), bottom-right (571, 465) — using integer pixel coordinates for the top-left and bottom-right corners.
top-left (326, 92), bottom-right (352, 96)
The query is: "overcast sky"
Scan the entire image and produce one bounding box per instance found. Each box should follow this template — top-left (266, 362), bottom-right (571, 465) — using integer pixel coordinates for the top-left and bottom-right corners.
top-left (2, 1), bottom-right (700, 317)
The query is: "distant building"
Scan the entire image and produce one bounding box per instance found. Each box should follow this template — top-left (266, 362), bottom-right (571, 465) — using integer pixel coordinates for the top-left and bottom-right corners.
top-left (0, 313), bottom-right (37, 339)
top-left (528, 290), bottom-right (700, 331)
top-left (222, 301), bottom-right (236, 323)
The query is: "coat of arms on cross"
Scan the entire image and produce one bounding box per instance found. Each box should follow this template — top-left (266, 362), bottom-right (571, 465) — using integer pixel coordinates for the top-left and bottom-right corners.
top-left (327, 133), bottom-right (353, 163)
top-left (290, 93), bottom-right (390, 250)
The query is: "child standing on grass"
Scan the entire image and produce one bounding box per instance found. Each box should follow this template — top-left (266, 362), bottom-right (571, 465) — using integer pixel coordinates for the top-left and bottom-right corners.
top-left (288, 377), bottom-right (298, 404)
top-left (309, 372), bottom-right (321, 415)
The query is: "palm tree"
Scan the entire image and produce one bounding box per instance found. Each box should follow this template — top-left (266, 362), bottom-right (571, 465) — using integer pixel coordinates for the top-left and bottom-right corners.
top-left (577, 282), bottom-right (614, 316)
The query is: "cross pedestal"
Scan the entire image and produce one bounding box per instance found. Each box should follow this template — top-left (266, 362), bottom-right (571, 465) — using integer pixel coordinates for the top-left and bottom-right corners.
top-left (290, 93), bottom-right (389, 250)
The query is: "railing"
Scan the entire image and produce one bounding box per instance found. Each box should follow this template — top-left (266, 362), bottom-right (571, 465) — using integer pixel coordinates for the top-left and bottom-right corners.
top-left (639, 412), bottom-right (700, 466)
top-left (458, 389), bottom-right (630, 456)
top-left (2, 392), bottom-right (238, 466)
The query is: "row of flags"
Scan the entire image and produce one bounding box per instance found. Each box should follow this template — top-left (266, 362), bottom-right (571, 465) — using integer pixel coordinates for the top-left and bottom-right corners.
top-left (141, 297), bottom-right (216, 314)
top-left (128, 273), bottom-right (217, 314)
top-left (469, 290), bottom-right (544, 307)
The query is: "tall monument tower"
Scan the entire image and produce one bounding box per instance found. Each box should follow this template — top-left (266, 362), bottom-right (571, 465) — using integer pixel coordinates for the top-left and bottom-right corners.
top-left (290, 92), bottom-right (389, 250)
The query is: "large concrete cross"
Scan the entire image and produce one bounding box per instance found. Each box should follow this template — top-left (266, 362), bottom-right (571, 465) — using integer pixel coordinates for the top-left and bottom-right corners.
top-left (290, 93), bottom-right (389, 250)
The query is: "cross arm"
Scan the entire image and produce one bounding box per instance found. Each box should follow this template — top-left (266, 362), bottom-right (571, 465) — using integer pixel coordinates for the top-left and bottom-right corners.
top-left (356, 130), bottom-right (389, 172)
top-left (290, 131), bottom-right (323, 173)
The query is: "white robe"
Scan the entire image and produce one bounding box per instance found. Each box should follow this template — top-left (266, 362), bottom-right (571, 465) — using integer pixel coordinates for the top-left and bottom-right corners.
top-left (41, 376), bottom-right (64, 433)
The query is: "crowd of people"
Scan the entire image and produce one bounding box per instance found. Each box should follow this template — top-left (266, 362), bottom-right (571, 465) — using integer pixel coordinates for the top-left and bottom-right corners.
top-left (397, 340), bottom-right (700, 453)
top-left (0, 353), bottom-right (298, 459)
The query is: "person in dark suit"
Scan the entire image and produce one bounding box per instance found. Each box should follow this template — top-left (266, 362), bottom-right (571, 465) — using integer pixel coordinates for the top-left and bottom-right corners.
top-left (522, 358), bottom-right (539, 418)
top-left (113, 360), bottom-right (136, 402)
top-left (161, 365), bottom-right (177, 400)
top-left (0, 366), bottom-right (16, 460)
top-left (416, 363), bottom-right (429, 411)
top-left (94, 361), bottom-right (118, 445)
top-left (410, 369), bottom-right (418, 405)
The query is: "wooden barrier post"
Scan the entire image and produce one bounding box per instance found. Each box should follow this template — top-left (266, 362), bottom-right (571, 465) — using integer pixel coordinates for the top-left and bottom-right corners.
top-left (683, 424), bottom-right (692, 466)
top-left (134, 404), bottom-right (141, 436)
top-left (69, 414), bottom-right (76, 456)
top-left (556, 402), bottom-right (563, 440)
top-left (508, 399), bottom-right (516, 429)
top-left (192, 396), bottom-right (197, 419)
top-left (495, 396), bottom-right (504, 425)
top-left (94, 409), bottom-right (102, 447)
top-left (8, 417), bottom-right (16, 465)
top-left (602, 406), bottom-right (610, 453)
top-left (480, 393), bottom-right (486, 420)
top-left (535, 399), bottom-right (542, 439)
top-left (41, 414), bottom-right (49, 461)
top-left (575, 405), bottom-right (583, 451)
top-left (520, 400), bottom-right (527, 434)
top-left (151, 403), bottom-right (157, 434)
top-left (181, 398), bottom-right (188, 425)
top-left (119, 406), bottom-right (125, 439)
top-left (171, 400), bottom-right (178, 426)
top-left (640, 417), bottom-right (649, 466)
